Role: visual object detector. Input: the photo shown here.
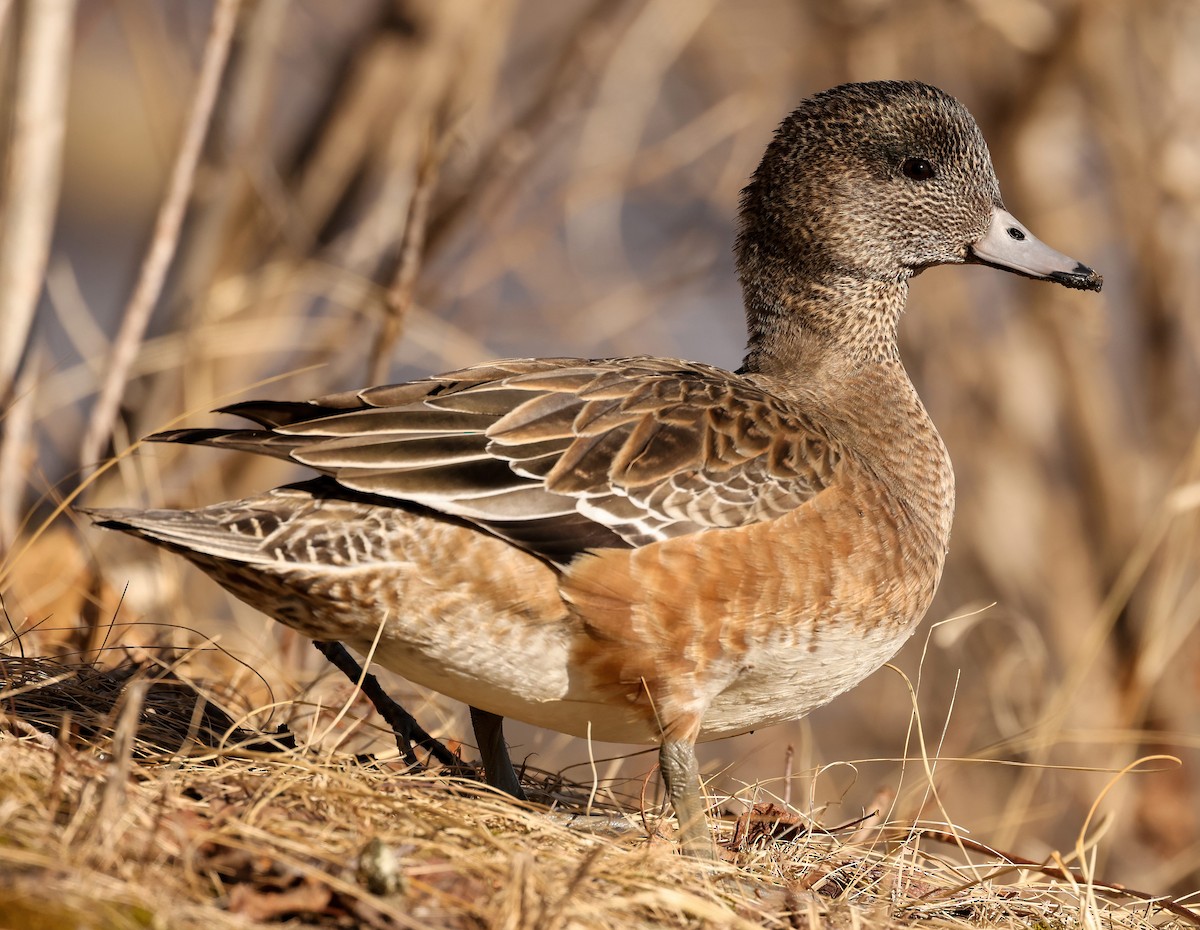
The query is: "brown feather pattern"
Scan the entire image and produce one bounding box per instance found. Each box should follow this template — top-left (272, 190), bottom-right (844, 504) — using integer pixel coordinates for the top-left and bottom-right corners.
top-left (152, 358), bottom-right (839, 561)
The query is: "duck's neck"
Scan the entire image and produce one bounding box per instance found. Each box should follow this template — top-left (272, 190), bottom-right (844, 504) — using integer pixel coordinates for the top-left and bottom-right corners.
top-left (739, 267), bottom-right (954, 555)
top-left (739, 271), bottom-right (907, 380)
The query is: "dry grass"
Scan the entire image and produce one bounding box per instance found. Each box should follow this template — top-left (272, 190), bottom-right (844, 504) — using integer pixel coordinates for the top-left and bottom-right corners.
top-left (1, 0), bottom-right (1199, 923)
top-left (2, 653), bottom-right (1196, 930)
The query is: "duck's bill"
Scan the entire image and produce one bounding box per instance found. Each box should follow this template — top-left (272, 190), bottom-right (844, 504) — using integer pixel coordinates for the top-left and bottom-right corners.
top-left (968, 206), bottom-right (1102, 292)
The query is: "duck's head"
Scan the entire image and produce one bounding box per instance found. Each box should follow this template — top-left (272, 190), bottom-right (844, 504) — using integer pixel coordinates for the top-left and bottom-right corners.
top-left (737, 81), bottom-right (1102, 294)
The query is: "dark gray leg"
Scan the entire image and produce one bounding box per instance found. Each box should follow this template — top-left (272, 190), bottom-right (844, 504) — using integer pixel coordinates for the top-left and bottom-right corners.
top-left (312, 640), bottom-right (458, 767)
top-left (469, 705), bottom-right (527, 801)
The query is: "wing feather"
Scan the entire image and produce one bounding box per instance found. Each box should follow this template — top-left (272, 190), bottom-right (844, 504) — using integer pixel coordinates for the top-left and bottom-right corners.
top-left (148, 357), bottom-right (841, 563)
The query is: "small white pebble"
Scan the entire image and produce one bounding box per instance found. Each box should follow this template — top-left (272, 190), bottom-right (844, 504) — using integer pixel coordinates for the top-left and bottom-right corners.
top-left (357, 837), bottom-right (403, 896)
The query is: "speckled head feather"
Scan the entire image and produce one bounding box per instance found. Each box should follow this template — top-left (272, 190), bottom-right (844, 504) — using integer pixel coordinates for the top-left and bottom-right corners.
top-left (738, 81), bottom-right (1000, 284)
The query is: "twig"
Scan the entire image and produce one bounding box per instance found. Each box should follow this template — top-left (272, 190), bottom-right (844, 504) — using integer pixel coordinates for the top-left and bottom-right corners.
top-left (0, 359), bottom-right (37, 549)
top-left (0, 2), bottom-right (13, 46)
top-left (172, 0), bottom-right (287, 307)
top-left (368, 121), bottom-right (444, 384)
top-left (0, 0), bottom-right (75, 400)
top-left (79, 0), bottom-right (242, 471)
top-left (0, 0), bottom-right (74, 549)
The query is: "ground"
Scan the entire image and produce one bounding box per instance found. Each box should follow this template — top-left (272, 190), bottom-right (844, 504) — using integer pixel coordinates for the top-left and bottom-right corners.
top-left (0, 655), bottom-right (1192, 930)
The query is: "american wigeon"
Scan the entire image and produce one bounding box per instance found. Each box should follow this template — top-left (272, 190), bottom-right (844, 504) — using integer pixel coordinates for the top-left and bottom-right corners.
top-left (86, 81), bottom-right (1101, 858)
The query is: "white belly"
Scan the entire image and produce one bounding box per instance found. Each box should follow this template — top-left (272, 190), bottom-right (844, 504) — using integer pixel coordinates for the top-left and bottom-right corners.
top-left (696, 621), bottom-right (912, 739)
top-left (359, 607), bottom-right (913, 746)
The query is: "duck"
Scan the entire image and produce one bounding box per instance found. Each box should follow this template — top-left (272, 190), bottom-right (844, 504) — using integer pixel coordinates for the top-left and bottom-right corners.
top-left (85, 80), bottom-right (1101, 859)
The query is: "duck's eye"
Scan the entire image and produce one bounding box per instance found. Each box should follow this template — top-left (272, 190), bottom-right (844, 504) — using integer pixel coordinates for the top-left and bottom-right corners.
top-left (901, 158), bottom-right (936, 181)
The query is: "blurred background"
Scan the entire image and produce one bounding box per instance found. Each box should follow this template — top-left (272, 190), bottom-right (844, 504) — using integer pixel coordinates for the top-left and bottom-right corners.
top-left (1, 0), bottom-right (1197, 893)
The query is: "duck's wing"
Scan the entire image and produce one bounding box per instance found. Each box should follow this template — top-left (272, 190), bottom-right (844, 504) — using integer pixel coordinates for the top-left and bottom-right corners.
top-left (150, 357), bottom-right (841, 564)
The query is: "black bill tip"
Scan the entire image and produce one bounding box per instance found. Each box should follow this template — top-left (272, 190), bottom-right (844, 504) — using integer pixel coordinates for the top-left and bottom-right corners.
top-left (1048, 263), bottom-right (1103, 293)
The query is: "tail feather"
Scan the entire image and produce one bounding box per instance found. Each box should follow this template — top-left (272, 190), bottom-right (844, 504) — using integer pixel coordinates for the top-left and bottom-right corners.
top-left (80, 505), bottom-right (277, 563)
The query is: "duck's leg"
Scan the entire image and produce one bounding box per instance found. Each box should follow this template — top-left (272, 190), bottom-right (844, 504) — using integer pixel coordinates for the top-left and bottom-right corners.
top-left (469, 706), bottom-right (527, 801)
top-left (659, 732), bottom-right (717, 859)
top-left (312, 641), bottom-right (458, 767)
